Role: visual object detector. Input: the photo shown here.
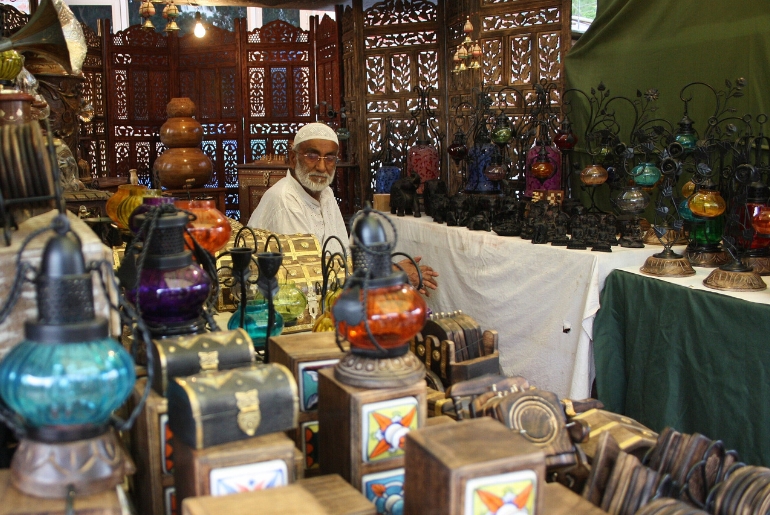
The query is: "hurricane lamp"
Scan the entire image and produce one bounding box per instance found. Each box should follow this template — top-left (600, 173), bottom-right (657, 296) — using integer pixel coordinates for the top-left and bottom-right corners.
top-left (0, 218), bottom-right (138, 498)
top-left (332, 206), bottom-right (426, 388)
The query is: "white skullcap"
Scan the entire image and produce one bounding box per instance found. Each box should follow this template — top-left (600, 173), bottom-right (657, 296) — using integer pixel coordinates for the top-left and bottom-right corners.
top-left (293, 122), bottom-right (339, 148)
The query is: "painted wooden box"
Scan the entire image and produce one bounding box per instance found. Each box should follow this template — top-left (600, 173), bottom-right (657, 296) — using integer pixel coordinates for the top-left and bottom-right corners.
top-left (268, 332), bottom-right (346, 475)
top-left (129, 378), bottom-right (176, 515)
top-left (317, 367), bottom-right (426, 494)
top-left (181, 474), bottom-right (376, 515)
top-left (173, 432), bottom-right (297, 507)
top-left (404, 417), bottom-right (546, 515)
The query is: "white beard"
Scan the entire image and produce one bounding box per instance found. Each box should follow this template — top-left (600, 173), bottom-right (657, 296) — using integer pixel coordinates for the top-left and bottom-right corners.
top-left (295, 160), bottom-right (335, 193)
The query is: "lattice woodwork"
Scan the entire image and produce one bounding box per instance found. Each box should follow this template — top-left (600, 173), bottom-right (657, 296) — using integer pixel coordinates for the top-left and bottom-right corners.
top-left (101, 17), bottom-right (338, 221)
top-left (79, 22), bottom-right (107, 180)
top-left (444, 0), bottom-right (571, 192)
top-left (103, 21), bottom-right (170, 186)
top-left (177, 22), bottom-right (244, 218)
top-left (347, 0), bottom-right (447, 201)
top-left (242, 19), bottom-right (315, 217)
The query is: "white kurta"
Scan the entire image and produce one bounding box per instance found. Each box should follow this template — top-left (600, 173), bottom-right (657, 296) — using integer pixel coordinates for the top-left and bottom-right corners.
top-left (247, 173), bottom-right (348, 253)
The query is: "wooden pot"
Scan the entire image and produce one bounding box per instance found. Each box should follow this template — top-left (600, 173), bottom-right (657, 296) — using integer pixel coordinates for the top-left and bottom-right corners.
top-left (159, 117), bottom-right (204, 148)
top-left (154, 148), bottom-right (213, 189)
top-left (166, 97), bottom-right (196, 118)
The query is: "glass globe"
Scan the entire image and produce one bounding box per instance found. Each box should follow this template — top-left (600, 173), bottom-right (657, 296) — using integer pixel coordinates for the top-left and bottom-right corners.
top-left (688, 189), bottom-right (726, 218)
top-left (227, 300), bottom-right (284, 350)
top-left (612, 185), bottom-right (650, 214)
top-left (631, 162), bottom-right (661, 188)
top-left (580, 164), bottom-right (608, 186)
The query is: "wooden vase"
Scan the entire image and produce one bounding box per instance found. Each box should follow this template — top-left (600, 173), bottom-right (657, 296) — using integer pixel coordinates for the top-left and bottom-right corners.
top-left (154, 148), bottom-right (213, 189)
top-left (154, 98), bottom-right (212, 189)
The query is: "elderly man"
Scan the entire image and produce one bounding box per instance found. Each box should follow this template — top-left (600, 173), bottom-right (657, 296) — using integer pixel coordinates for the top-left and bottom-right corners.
top-left (248, 122), bottom-right (438, 294)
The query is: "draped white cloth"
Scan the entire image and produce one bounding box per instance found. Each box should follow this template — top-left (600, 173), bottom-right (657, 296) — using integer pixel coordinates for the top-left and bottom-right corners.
top-left (390, 215), bottom-right (663, 399)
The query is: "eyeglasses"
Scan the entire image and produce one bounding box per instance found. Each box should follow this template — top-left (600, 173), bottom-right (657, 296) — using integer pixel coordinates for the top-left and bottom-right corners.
top-left (299, 152), bottom-right (338, 166)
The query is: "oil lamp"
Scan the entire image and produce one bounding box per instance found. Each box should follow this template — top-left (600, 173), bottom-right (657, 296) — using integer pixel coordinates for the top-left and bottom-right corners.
top-left (674, 112), bottom-right (698, 151)
top-left (730, 173), bottom-right (770, 274)
top-left (530, 144), bottom-right (555, 181)
top-left (332, 207), bottom-right (426, 388)
top-left (122, 206), bottom-right (213, 338)
top-left (631, 162), bottom-right (661, 188)
top-left (0, 217), bottom-right (138, 498)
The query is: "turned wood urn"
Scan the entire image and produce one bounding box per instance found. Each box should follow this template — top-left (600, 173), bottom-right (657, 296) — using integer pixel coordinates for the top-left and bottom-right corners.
top-left (153, 97), bottom-right (213, 189)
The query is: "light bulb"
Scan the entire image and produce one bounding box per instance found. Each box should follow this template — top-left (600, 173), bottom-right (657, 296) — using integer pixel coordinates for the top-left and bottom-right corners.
top-left (194, 13), bottom-right (206, 37)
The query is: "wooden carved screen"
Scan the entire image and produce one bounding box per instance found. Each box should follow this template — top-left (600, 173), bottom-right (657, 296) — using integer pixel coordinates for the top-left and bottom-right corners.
top-left (447, 0), bottom-right (571, 189)
top-left (177, 22), bottom-right (244, 218)
top-left (103, 21), bottom-right (171, 185)
top-left (345, 0), bottom-right (446, 202)
top-left (241, 20), bottom-right (315, 165)
top-left (79, 22), bottom-right (108, 179)
top-left (314, 14), bottom-right (342, 128)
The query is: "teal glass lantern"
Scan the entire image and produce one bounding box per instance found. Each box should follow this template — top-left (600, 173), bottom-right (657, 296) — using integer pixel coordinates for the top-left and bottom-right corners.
top-left (227, 300), bottom-right (284, 350)
top-left (631, 162), bottom-right (661, 188)
top-left (674, 114), bottom-right (698, 150)
top-left (0, 231), bottom-right (135, 434)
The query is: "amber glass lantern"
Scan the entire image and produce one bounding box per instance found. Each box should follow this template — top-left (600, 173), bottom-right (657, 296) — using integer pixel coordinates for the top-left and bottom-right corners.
top-left (332, 206), bottom-right (426, 388)
top-left (688, 186), bottom-right (727, 218)
top-left (579, 164), bottom-right (608, 186)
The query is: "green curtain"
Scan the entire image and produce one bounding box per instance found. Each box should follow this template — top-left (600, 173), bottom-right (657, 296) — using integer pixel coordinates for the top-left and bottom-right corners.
top-left (565, 0), bottom-right (770, 140)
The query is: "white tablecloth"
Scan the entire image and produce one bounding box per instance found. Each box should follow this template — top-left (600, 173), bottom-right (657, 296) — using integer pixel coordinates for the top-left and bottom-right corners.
top-left (390, 215), bottom-right (672, 399)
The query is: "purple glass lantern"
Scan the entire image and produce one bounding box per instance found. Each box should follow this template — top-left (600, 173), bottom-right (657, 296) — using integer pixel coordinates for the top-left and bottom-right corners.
top-left (128, 196), bottom-right (177, 234)
top-left (126, 209), bottom-right (211, 337)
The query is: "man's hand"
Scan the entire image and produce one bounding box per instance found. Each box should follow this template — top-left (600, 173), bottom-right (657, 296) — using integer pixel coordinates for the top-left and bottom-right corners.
top-left (396, 256), bottom-right (439, 297)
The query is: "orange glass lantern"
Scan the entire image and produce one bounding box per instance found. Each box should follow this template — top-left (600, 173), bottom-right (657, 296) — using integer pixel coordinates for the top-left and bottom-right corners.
top-left (688, 187), bottom-right (726, 218)
top-left (332, 206), bottom-right (426, 388)
top-left (174, 199), bottom-right (232, 254)
top-left (580, 164), bottom-right (608, 186)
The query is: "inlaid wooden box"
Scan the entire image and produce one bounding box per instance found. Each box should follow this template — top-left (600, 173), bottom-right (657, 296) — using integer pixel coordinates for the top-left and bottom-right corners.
top-left (181, 474), bottom-right (376, 515)
top-left (317, 367), bottom-right (426, 489)
top-left (173, 432), bottom-right (297, 507)
top-left (404, 418), bottom-right (545, 515)
top-left (269, 332), bottom-right (346, 476)
top-left (129, 378), bottom-right (175, 515)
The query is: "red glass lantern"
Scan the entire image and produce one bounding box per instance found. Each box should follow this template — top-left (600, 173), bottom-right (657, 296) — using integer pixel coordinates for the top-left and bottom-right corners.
top-left (174, 199), bottom-right (232, 254)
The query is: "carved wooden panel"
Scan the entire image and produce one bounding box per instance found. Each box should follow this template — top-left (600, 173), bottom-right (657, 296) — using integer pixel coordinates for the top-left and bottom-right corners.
top-left (176, 22), bottom-right (243, 218)
top-left (79, 22), bottom-right (107, 180)
top-left (351, 0), bottom-right (446, 199)
top-left (101, 16), bottom-right (339, 221)
top-left (0, 4), bottom-right (27, 37)
top-left (103, 21), bottom-right (170, 185)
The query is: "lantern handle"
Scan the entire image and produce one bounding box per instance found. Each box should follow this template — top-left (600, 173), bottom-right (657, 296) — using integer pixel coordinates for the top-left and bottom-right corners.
top-left (391, 251), bottom-right (423, 292)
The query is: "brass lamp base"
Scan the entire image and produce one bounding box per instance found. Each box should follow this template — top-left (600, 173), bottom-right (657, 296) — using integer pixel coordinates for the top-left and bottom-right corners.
top-left (11, 429), bottom-right (134, 499)
top-left (742, 255), bottom-right (770, 276)
top-left (334, 350), bottom-right (425, 389)
top-left (642, 227), bottom-right (688, 246)
top-left (703, 266), bottom-right (767, 292)
top-left (640, 249), bottom-right (695, 277)
top-left (685, 247), bottom-right (730, 268)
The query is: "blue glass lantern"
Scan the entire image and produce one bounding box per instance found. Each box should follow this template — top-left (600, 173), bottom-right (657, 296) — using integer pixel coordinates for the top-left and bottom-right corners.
top-left (465, 128), bottom-right (498, 193)
top-left (0, 233), bottom-right (135, 431)
top-left (0, 221), bottom-right (137, 498)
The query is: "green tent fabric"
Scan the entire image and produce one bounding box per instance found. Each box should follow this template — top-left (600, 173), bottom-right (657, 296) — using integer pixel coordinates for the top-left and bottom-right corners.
top-left (565, 0), bottom-right (770, 138)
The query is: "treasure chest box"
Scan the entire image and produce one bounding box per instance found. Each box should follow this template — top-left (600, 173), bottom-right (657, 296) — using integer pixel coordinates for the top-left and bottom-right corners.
top-left (167, 364), bottom-right (298, 450)
top-left (151, 329), bottom-right (256, 396)
top-left (216, 223), bottom-right (342, 333)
